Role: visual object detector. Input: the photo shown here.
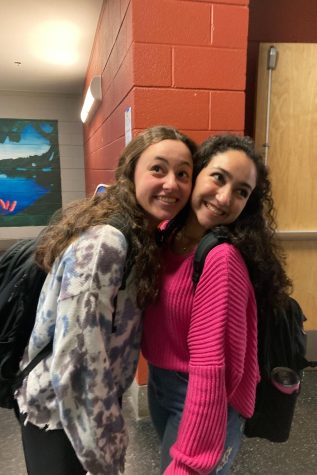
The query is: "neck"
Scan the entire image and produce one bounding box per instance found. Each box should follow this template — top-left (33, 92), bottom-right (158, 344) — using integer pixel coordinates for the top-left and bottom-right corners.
top-left (172, 211), bottom-right (206, 254)
top-left (181, 211), bottom-right (206, 241)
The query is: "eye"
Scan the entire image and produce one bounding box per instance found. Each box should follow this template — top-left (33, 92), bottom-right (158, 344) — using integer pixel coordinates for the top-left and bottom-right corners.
top-left (177, 169), bottom-right (191, 181)
top-left (236, 188), bottom-right (249, 199)
top-left (211, 172), bottom-right (224, 183)
top-left (150, 164), bottom-right (164, 174)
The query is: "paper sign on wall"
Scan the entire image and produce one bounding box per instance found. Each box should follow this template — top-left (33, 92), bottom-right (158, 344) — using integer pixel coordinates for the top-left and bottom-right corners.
top-left (125, 107), bottom-right (132, 145)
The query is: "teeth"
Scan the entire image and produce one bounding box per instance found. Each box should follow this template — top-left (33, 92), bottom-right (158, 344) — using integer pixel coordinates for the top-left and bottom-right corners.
top-left (204, 201), bottom-right (224, 215)
top-left (157, 196), bottom-right (177, 203)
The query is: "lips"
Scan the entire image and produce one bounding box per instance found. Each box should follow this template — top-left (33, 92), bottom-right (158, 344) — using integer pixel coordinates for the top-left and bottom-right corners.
top-left (155, 195), bottom-right (178, 204)
top-left (203, 200), bottom-right (226, 216)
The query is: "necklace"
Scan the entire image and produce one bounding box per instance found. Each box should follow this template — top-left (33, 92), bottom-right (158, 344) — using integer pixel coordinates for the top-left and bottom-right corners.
top-left (174, 229), bottom-right (199, 253)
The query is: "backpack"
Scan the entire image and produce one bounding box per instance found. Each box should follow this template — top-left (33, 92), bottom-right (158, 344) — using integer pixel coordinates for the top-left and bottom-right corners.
top-left (192, 229), bottom-right (317, 443)
top-left (0, 238), bottom-right (48, 409)
top-left (243, 297), bottom-right (316, 442)
top-left (0, 215), bottom-right (134, 409)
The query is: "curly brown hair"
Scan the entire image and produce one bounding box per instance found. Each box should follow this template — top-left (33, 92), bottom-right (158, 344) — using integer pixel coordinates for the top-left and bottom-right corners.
top-left (35, 125), bottom-right (197, 308)
top-left (194, 134), bottom-right (292, 313)
top-left (168, 134), bottom-right (292, 314)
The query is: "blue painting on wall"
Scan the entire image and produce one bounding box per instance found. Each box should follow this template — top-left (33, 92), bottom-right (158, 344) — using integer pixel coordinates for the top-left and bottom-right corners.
top-left (0, 119), bottom-right (62, 226)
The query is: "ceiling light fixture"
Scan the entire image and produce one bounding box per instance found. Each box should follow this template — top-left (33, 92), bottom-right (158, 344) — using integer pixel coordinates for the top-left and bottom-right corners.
top-left (80, 75), bottom-right (102, 123)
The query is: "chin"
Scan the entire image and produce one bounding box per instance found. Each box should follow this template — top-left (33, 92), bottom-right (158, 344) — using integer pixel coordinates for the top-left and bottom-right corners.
top-left (158, 208), bottom-right (182, 221)
top-left (196, 215), bottom-right (216, 231)
top-left (148, 212), bottom-right (174, 227)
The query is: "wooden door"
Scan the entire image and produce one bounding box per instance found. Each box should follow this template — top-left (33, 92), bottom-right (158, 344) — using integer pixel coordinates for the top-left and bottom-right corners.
top-left (255, 43), bottom-right (317, 330)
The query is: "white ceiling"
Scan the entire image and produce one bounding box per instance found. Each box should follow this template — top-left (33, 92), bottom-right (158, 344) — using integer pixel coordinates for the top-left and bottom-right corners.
top-left (0, 0), bottom-right (103, 95)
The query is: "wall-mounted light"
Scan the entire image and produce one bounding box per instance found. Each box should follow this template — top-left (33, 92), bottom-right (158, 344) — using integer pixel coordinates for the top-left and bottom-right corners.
top-left (80, 75), bottom-right (102, 123)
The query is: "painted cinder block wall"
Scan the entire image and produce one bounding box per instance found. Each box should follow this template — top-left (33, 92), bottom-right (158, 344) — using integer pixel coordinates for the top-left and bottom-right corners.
top-left (82, 0), bottom-right (250, 384)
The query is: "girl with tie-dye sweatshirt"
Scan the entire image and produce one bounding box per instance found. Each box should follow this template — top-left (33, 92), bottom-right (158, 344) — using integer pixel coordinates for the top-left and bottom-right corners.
top-left (15, 125), bottom-right (197, 475)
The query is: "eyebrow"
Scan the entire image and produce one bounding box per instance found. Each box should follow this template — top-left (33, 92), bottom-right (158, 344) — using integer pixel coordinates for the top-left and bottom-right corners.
top-left (154, 156), bottom-right (192, 167)
top-left (213, 167), bottom-right (254, 191)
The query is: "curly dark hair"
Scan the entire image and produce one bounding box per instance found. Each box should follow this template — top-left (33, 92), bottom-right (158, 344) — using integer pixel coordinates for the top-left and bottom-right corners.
top-left (35, 125), bottom-right (197, 308)
top-left (171, 134), bottom-right (292, 314)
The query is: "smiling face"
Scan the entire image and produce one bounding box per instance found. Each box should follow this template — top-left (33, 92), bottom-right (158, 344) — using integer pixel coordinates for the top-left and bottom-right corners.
top-left (134, 139), bottom-right (193, 227)
top-left (190, 149), bottom-right (257, 232)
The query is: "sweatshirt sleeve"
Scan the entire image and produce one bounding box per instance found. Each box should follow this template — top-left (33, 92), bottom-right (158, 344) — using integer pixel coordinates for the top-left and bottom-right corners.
top-left (165, 244), bottom-right (253, 475)
top-left (50, 226), bottom-right (129, 475)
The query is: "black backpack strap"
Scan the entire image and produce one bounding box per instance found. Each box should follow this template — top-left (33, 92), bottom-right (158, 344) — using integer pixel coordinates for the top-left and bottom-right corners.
top-left (12, 340), bottom-right (53, 392)
top-left (192, 230), bottom-right (229, 285)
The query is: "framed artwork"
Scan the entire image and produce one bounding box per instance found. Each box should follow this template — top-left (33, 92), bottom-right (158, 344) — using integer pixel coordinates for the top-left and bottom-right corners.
top-left (0, 118), bottom-right (62, 226)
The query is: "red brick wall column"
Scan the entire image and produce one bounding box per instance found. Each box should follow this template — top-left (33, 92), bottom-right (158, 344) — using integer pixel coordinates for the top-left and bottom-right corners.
top-left (132, 0), bottom-right (249, 147)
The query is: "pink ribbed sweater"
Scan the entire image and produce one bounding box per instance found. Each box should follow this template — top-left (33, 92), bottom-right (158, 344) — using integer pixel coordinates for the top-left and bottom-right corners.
top-left (142, 243), bottom-right (260, 475)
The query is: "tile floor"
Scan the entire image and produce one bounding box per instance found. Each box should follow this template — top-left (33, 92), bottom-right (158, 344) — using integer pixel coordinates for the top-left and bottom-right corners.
top-left (0, 370), bottom-right (316, 475)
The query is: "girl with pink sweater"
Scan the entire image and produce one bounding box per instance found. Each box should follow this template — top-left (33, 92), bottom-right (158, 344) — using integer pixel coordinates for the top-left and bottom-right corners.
top-left (142, 135), bottom-right (291, 475)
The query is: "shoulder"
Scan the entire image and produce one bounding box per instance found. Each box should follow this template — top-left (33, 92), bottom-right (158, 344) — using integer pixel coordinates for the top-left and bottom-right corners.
top-left (68, 224), bottom-right (129, 262)
top-left (53, 225), bottom-right (130, 297)
top-left (200, 243), bottom-right (250, 285)
top-left (82, 224), bottom-right (128, 248)
top-left (195, 244), bottom-right (255, 317)
top-left (204, 242), bottom-right (246, 267)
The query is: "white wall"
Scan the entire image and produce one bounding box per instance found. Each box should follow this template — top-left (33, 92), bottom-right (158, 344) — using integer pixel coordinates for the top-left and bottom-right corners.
top-left (0, 90), bottom-right (85, 249)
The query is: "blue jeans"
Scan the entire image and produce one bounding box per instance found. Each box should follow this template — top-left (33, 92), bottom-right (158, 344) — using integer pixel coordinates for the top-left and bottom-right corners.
top-left (148, 365), bottom-right (245, 475)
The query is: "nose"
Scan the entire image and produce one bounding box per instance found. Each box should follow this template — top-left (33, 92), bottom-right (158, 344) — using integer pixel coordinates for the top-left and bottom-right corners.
top-left (162, 172), bottom-right (178, 191)
top-left (216, 186), bottom-right (232, 207)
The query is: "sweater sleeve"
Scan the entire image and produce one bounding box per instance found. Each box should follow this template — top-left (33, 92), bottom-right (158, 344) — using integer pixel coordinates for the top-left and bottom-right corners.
top-left (165, 244), bottom-right (253, 475)
top-left (50, 226), bottom-right (129, 475)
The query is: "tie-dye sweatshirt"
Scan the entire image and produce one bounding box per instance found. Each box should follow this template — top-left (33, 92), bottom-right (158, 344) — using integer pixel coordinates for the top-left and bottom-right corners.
top-left (16, 224), bottom-right (142, 475)
top-left (142, 243), bottom-right (260, 474)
